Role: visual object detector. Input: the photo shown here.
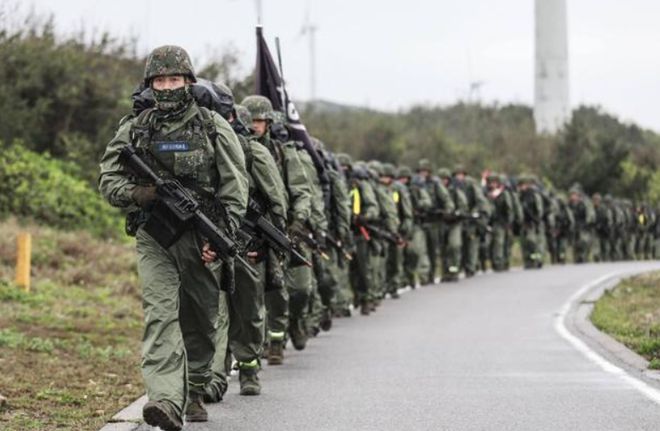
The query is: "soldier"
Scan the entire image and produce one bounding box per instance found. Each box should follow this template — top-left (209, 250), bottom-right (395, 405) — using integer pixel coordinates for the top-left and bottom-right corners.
top-left (485, 173), bottom-right (514, 271)
top-left (241, 95), bottom-right (312, 363)
top-left (99, 46), bottom-right (249, 429)
top-left (517, 175), bottom-right (545, 269)
top-left (202, 93), bottom-right (289, 399)
top-left (296, 137), bottom-right (329, 338)
top-left (383, 163), bottom-right (413, 297)
top-left (339, 157), bottom-right (380, 315)
top-left (569, 184), bottom-right (595, 263)
top-left (437, 168), bottom-right (467, 281)
top-left (313, 142), bottom-right (351, 319)
top-left (505, 175), bottom-right (524, 270)
top-left (453, 165), bottom-right (491, 277)
top-left (398, 166), bottom-right (433, 288)
top-left (592, 193), bottom-right (613, 262)
top-left (416, 159), bottom-right (455, 284)
top-left (553, 192), bottom-right (575, 264)
top-left (605, 195), bottom-right (624, 261)
top-left (366, 160), bottom-right (399, 305)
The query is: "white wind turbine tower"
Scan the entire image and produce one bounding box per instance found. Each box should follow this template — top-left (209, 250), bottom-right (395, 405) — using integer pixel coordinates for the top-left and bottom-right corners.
top-left (534, 0), bottom-right (570, 134)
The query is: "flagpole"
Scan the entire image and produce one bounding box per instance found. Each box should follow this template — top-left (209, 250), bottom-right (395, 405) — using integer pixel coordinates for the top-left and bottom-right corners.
top-left (255, 0), bottom-right (263, 25)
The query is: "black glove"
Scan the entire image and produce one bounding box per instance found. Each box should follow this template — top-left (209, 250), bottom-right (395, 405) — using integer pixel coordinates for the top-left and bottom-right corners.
top-left (132, 185), bottom-right (157, 209)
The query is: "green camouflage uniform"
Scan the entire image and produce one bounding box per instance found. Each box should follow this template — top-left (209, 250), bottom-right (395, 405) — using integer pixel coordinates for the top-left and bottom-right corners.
top-left (242, 95), bottom-right (312, 357)
top-left (368, 161), bottom-right (400, 302)
top-left (346, 160), bottom-right (380, 313)
top-left (486, 174), bottom-right (514, 271)
top-left (554, 194), bottom-right (575, 264)
top-left (417, 160), bottom-right (454, 284)
top-left (592, 193), bottom-right (613, 262)
top-left (99, 46), bottom-right (249, 421)
top-left (438, 168), bottom-right (466, 281)
top-left (400, 167), bottom-right (432, 287)
top-left (517, 176), bottom-right (545, 268)
top-left (454, 171), bottom-right (491, 277)
top-left (569, 186), bottom-right (596, 263)
top-left (385, 163), bottom-right (413, 296)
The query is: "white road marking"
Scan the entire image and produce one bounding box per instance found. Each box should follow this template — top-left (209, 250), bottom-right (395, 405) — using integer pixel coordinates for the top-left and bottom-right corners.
top-left (554, 271), bottom-right (660, 405)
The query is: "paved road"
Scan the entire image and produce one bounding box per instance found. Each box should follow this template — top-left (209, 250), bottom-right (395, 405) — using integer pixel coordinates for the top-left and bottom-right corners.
top-left (138, 262), bottom-right (660, 431)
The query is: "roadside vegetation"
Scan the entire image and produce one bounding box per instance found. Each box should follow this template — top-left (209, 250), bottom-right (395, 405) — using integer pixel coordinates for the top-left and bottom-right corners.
top-left (0, 219), bottom-right (144, 431)
top-left (591, 271), bottom-right (660, 369)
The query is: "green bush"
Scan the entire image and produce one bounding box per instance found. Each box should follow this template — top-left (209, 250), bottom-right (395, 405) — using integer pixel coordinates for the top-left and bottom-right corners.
top-left (0, 141), bottom-right (123, 237)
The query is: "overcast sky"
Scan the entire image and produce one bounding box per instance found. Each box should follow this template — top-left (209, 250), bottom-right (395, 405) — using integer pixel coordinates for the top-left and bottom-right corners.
top-left (10, 0), bottom-right (660, 131)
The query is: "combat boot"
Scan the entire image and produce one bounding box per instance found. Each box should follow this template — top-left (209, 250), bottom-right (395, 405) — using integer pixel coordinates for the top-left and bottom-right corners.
top-left (142, 400), bottom-right (182, 431)
top-left (390, 290), bottom-right (400, 299)
top-left (185, 392), bottom-right (208, 422)
top-left (267, 339), bottom-right (284, 365)
top-left (360, 299), bottom-right (371, 316)
top-left (238, 361), bottom-right (261, 396)
top-left (320, 308), bottom-right (333, 331)
top-left (289, 319), bottom-right (308, 350)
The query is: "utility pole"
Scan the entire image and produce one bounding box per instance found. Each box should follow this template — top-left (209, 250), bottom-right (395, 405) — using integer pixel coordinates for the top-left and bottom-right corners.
top-left (534, 0), bottom-right (570, 134)
top-left (300, 4), bottom-right (318, 101)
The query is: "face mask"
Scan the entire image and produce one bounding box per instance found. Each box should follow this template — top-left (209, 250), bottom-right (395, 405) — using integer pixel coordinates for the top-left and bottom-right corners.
top-left (152, 85), bottom-right (191, 111)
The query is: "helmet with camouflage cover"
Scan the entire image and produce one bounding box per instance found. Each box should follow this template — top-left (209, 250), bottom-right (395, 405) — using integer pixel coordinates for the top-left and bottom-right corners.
top-left (382, 163), bottom-right (396, 177)
top-left (144, 45), bottom-right (196, 85)
top-left (517, 173), bottom-right (533, 184)
top-left (453, 164), bottom-right (467, 176)
top-left (241, 95), bottom-right (273, 121)
top-left (437, 167), bottom-right (451, 179)
top-left (234, 104), bottom-right (252, 128)
top-left (367, 160), bottom-right (384, 176)
top-left (336, 153), bottom-right (353, 167)
top-left (486, 172), bottom-right (500, 183)
top-left (418, 158), bottom-right (433, 172)
top-left (397, 165), bottom-right (412, 178)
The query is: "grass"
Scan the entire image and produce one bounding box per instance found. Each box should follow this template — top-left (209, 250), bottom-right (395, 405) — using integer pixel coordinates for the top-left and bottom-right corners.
top-left (0, 218), bottom-right (144, 430)
top-left (591, 271), bottom-right (660, 369)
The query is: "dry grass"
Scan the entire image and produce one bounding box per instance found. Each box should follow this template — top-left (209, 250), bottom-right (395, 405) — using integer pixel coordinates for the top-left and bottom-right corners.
top-left (0, 218), bottom-right (144, 430)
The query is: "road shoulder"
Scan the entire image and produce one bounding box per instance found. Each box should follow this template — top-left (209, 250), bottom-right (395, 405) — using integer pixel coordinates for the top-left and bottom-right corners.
top-left (565, 271), bottom-right (660, 389)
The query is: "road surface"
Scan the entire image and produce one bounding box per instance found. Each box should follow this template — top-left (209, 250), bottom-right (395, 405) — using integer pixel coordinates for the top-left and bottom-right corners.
top-left (137, 262), bottom-right (660, 431)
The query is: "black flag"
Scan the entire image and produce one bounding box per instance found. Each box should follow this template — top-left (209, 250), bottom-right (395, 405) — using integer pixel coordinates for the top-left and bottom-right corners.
top-left (255, 25), bottom-right (328, 184)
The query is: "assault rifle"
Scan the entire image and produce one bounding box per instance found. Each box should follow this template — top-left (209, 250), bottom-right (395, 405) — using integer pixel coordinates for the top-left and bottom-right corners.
top-left (364, 223), bottom-right (402, 245)
top-left (242, 200), bottom-right (312, 267)
top-left (290, 227), bottom-right (331, 261)
top-left (321, 231), bottom-right (353, 261)
top-left (119, 146), bottom-right (257, 280)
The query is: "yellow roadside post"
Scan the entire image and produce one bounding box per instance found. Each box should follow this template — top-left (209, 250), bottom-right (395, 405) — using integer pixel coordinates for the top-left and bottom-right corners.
top-left (16, 232), bottom-right (31, 292)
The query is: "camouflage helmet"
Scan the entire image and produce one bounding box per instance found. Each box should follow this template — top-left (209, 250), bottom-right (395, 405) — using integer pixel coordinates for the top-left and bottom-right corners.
top-left (367, 160), bottom-right (384, 176)
top-left (569, 185), bottom-right (583, 195)
top-left (453, 164), bottom-right (467, 176)
top-left (517, 173), bottom-right (533, 184)
top-left (271, 110), bottom-right (287, 124)
top-left (437, 167), bottom-right (451, 179)
top-left (486, 172), bottom-right (500, 183)
top-left (241, 95), bottom-right (273, 121)
top-left (336, 153), bottom-right (353, 167)
top-left (144, 45), bottom-right (196, 85)
top-left (382, 163), bottom-right (397, 177)
top-left (418, 158), bottom-right (433, 172)
top-left (397, 165), bottom-right (412, 178)
top-left (234, 104), bottom-right (252, 128)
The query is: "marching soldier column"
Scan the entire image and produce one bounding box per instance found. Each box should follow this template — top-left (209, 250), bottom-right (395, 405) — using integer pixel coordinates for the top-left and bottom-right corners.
top-left (98, 44), bottom-right (660, 431)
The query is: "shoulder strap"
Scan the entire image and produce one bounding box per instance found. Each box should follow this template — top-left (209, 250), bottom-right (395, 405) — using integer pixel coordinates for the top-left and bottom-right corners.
top-left (129, 107), bottom-right (155, 146)
top-left (197, 106), bottom-right (219, 142)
